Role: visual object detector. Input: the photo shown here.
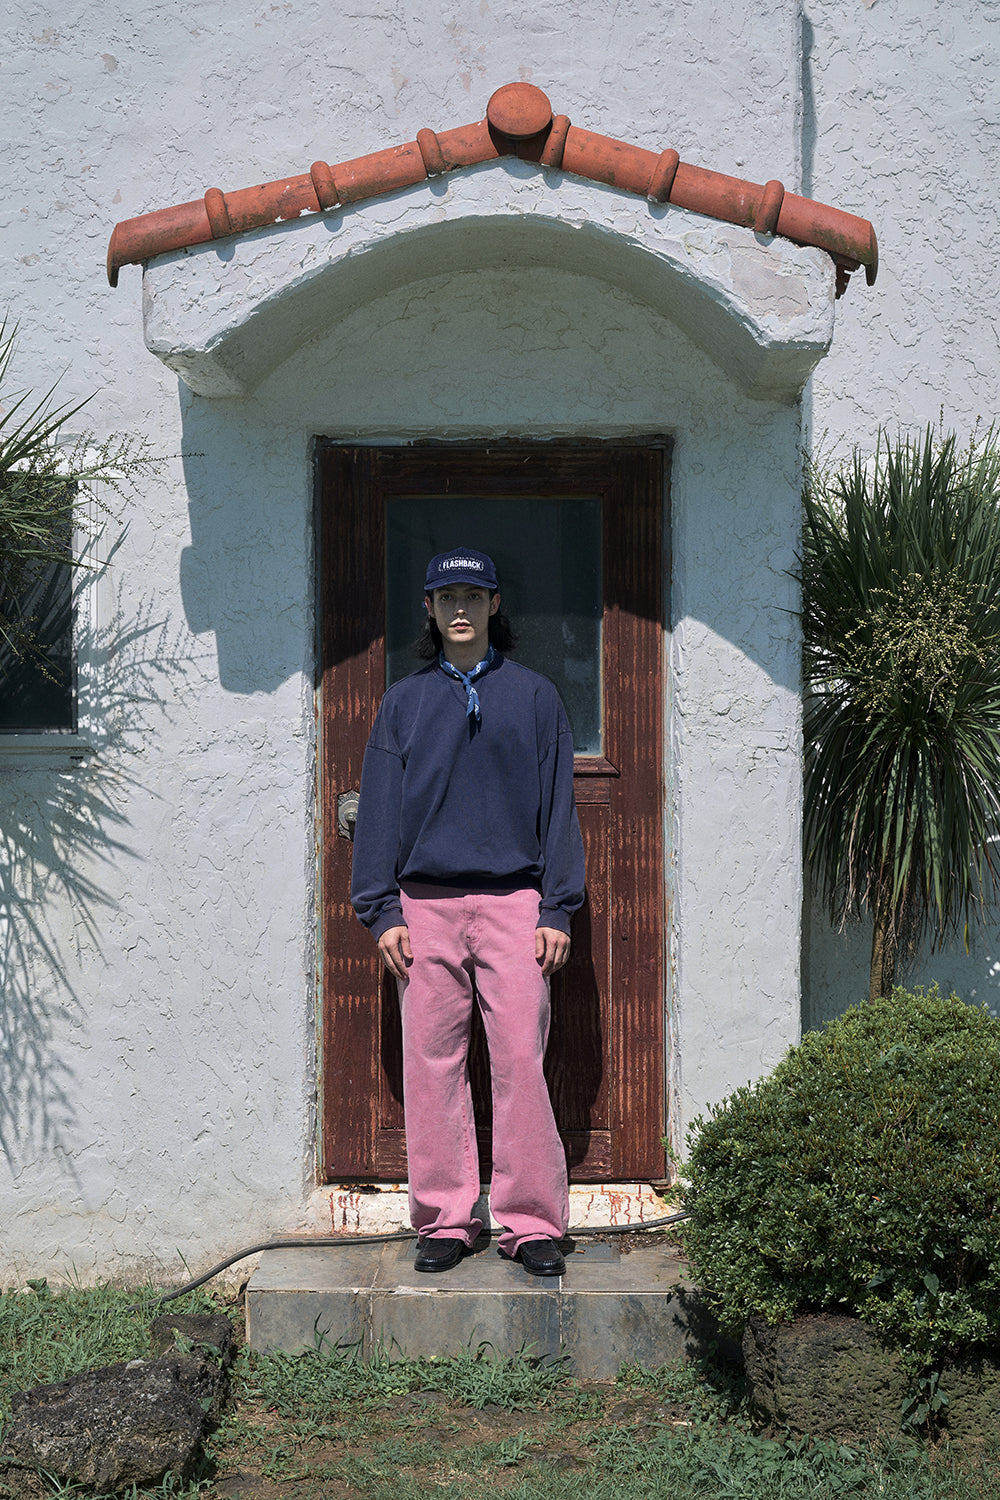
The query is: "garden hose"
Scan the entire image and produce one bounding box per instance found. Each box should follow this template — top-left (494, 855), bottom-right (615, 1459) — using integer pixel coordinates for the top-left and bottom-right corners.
top-left (129, 1210), bottom-right (691, 1312)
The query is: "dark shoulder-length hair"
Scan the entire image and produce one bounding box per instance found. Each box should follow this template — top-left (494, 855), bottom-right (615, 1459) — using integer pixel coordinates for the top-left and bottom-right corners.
top-left (414, 594), bottom-right (518, 660)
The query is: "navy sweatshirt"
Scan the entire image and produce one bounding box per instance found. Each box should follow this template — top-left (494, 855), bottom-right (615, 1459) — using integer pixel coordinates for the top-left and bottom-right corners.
top-left (350, 654), bottom-right (586, 940)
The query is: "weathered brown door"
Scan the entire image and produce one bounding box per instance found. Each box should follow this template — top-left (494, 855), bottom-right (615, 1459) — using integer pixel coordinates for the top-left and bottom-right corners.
top-left (319, 443), bottom-right (666, 1182)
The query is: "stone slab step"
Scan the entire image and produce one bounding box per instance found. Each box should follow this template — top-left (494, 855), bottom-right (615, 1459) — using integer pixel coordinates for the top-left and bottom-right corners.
top-left (246, 1237), bottom-right (713, 1379)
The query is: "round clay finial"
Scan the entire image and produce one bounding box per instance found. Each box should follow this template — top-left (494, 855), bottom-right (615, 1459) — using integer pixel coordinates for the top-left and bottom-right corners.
top-left (486, 82), bottom-right (553, 140)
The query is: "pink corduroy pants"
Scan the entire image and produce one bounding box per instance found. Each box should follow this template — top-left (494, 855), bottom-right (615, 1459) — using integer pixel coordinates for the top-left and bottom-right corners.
top-left (397, 883), bottom-right (569, 1256)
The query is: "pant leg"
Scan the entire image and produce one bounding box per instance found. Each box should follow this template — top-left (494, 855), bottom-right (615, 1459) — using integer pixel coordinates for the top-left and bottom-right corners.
top-left (398, 887), bottom-right (484, 1246)
top-left (467, 887), bottom-right (569, 1255)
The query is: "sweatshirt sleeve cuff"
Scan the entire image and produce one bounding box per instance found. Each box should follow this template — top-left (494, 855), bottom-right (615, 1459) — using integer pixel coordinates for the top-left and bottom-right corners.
top-left (369, 903), bottom-right (405, 940)
top-left (536, 906), bottom-right (572, 935)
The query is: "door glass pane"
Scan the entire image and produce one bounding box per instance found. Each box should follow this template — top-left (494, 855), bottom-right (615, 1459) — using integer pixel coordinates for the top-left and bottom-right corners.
top-left (385, 494), bottom-right (602, 755)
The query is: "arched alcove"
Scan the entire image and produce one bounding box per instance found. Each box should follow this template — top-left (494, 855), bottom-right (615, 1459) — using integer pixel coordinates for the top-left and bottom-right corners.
top-left (153, 156), bottom-right (825, 1160)
top-left (143, 166), bottom-right (836, 402)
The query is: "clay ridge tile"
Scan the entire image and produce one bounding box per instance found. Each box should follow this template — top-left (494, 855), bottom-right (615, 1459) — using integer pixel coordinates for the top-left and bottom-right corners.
top-left (106, 82), bottom-right (878, 297)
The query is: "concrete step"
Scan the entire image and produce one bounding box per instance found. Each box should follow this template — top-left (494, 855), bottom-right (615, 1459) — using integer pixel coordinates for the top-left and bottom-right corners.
top-left (246, 1237), bottom-right (716, 1379)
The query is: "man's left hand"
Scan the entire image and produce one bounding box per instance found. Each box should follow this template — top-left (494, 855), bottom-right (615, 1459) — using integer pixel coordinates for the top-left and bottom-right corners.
top-left (536, 927), bottom-right (570, 976)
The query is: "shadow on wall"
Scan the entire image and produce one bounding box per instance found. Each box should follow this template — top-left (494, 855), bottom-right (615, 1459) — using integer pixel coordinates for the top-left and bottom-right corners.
top-left (800, 877), bottom-right (1000, 1032)
top-left (175, 385), bottom-right (803, 703)
top-left (178, 387), bottom-right (311, 697)
top-left (0, 564), bottom-right (199, 1178)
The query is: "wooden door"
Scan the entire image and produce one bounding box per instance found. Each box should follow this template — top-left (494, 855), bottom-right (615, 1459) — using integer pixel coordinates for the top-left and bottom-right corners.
top-left (318, 443), bottom-right (666, 1182)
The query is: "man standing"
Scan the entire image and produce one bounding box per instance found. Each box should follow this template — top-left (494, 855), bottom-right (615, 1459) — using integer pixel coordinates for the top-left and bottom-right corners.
top-left (350, 547), bottom-right (585, 1276)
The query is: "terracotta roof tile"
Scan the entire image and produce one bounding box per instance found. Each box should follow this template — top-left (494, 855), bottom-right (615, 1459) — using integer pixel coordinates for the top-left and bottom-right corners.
top-left (107, 82), bottom-right (877, 297)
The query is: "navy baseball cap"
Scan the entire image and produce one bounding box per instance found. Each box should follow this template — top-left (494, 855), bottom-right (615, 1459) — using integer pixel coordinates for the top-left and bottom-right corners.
top-left (423, 547), bottom-right (499, 592)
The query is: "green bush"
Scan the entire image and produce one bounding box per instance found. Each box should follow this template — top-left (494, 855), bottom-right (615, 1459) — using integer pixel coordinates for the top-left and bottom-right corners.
top-left (679, 987), bottom-right (1000, 1373)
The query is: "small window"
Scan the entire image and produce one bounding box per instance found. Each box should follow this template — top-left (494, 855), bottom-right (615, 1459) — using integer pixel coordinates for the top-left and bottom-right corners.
top-left (0, 503), bottom-right (76, 735)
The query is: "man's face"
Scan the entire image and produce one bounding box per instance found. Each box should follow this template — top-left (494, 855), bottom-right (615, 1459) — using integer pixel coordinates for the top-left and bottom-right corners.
top-left (426, 583), bottom-right (500, 660)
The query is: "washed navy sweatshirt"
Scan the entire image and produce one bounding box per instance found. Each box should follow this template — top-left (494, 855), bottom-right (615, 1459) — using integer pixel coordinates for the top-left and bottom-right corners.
top-left (350, 654), bottom-right (586, 940)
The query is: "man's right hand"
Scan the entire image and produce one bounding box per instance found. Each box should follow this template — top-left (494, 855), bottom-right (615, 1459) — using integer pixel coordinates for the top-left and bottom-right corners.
top-left (377, 925), bottom-right (413, 981)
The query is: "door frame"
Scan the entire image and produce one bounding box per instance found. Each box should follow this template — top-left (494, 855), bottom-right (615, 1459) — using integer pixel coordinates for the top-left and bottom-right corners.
top-left (316, 438), bottom-right (670, 1182)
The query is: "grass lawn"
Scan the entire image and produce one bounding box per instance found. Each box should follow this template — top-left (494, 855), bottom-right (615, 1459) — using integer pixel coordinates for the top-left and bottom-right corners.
top-left (1, 1280), bottom-right (999, 1499)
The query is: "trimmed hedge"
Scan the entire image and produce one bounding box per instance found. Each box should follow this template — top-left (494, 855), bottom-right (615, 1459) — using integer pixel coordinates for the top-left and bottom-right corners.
top-left (680, 987), bottom-right (1000, 1373)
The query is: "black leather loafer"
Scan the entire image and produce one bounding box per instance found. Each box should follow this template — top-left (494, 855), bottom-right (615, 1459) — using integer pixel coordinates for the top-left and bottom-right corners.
top-left (414, 1236), bottom-right (466, 1273)
top-left (507, 1237), bottom-right (566, 1277)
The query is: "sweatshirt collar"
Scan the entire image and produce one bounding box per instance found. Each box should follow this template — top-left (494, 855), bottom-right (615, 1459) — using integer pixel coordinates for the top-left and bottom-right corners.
top-left (437, 645), bottom-right (497, 724)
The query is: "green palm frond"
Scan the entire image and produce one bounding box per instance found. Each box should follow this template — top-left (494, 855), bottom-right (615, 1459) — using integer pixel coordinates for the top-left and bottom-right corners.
top-left (0, 318), bottom-right (156, 667)
top-left (801, 426), bottom-right (1000, 996)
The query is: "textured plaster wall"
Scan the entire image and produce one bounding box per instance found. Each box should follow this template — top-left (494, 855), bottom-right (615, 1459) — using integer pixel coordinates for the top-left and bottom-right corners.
top-left (0, 0), bottom-right (811, 1277)
top-left (800, 0), bottom-right (1000, 1024)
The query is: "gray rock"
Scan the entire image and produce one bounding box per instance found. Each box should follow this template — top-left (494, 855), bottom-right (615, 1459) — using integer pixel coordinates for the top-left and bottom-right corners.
top-left (0, 1357), bottom-right (208, 1491)
top-left (743, 1314), bottom-right (1000, 1443)
top-left (148, 1311), bottom-right (235, 1366)
top-left (938, 1353), bottom-right (1000, 1444)
top-left (742, 1314), bottom-right (909, 1437)
top-left (148, 1312), bottom-right (235, 1417)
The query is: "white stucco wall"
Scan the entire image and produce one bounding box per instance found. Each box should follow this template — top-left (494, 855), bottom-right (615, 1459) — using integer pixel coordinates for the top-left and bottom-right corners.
top-left (0, 0), bottom-right (862, 1280)
top-left (800, 0), bottom-right (1000, 1023)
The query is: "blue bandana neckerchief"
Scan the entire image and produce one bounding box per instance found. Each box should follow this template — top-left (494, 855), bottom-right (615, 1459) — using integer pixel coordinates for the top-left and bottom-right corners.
top-left (438, 645), bottom-right (496, 725)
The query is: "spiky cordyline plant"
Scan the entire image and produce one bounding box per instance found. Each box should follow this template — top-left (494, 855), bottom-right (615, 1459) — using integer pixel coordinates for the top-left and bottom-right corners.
top-left (0, 318), bottom-right (153, 669)
top-left (801, 426), bottom-right (1000, 1000)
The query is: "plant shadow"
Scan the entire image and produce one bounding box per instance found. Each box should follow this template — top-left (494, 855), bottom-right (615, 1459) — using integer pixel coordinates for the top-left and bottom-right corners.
top-left (0, 553), bottom-right (202, 1179)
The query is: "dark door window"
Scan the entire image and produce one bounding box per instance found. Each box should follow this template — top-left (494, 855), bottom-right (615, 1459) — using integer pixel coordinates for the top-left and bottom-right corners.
top-left (385, 492), bottom-right (602, 752)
